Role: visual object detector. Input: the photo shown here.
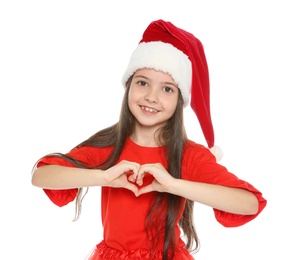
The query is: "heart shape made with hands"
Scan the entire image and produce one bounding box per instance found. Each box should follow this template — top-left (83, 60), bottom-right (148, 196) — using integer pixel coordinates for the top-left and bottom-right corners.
top-left (123, 162), bottom-right (171, 197)
top-left (126, 171), bottom-right (156, 197)
top-left (127, 171), bottom-right (154, 188)
top-left (112, 161), bottom-right (170, 196)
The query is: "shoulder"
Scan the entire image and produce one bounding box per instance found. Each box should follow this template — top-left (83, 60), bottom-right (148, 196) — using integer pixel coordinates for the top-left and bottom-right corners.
top-left (69, 145), bottom-right (113, 158)
top-left (38, 145), bottom-right (114, 168)
top-left (68, 145), bottom-right (113, 166)
top-left (183, 140), bottom-right (216, 162)
top-left (181, 140), bottom-right (221, 181)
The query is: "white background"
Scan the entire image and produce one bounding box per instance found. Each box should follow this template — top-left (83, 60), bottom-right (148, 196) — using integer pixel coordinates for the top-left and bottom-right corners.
top-left (1, 0), bottom-right (299, 259)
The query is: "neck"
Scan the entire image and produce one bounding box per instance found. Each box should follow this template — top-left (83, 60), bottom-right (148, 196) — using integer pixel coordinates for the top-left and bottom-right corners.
top-left (130, 125), bottom-right (162, 147)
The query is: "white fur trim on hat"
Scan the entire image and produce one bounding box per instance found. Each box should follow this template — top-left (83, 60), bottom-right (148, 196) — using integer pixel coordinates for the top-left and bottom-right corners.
top-left (209, 145), bottom-right (223, 162)
top-left (122, 41), bottom-right (192, 106)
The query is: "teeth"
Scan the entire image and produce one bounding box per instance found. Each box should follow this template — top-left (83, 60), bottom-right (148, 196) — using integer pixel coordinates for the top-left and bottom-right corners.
top-left (141, 106), bottom-right (157, 113)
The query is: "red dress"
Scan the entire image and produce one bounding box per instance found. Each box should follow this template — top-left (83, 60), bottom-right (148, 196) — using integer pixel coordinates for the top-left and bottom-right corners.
top-left (38, 138), bottom-right (267, 259)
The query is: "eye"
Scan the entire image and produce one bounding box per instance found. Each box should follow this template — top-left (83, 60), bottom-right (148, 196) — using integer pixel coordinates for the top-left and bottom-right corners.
top-left (137, 80), bottom-right (148, 87)
top-left (163, 86), bottom-right (174, 93)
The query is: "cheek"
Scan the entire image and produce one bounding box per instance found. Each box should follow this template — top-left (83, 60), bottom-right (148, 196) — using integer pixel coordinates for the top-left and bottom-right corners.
top-left (128, 88), bottom-right (141, 113)
top-left (128, 88), bottom-right (136, 105)
top-left (128, 86), bottom-right (141, 102)
top-left (170, 103), bottom-right (178, 115)
top-left (169, 94), bottom-right (179, 110)
top-left (163, 97), bottom-right (178, 115)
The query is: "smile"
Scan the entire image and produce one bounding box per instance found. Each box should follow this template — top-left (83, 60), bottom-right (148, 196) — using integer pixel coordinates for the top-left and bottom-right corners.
top-left (140, 106), bottom-right (158, 113)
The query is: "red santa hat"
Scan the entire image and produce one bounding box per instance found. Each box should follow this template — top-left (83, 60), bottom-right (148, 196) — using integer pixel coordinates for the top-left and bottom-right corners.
top-left (122, 19), bottom-right (223, 161)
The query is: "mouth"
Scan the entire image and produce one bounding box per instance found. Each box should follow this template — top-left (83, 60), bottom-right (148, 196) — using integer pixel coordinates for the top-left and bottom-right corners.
top-left (140, 105), bottom-right (159, 113)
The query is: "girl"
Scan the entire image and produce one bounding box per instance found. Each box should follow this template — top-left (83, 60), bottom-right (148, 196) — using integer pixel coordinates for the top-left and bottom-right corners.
top-left (31, 20), bottom-right (267, 260)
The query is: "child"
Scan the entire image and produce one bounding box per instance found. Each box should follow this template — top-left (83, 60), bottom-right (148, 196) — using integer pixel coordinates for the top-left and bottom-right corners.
top-left (31, 19), bottom-right (267, 260)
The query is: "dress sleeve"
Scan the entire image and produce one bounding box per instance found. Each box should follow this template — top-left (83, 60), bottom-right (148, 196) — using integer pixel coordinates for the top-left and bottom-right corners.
top-left (36, 146), bottom-right (101, 207)
top-left (182, 142), bottom-right (267, 227)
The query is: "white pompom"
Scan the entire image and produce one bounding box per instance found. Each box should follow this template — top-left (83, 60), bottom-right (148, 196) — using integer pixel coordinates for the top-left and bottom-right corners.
top-left (209, 145), bottom-right (223, 162)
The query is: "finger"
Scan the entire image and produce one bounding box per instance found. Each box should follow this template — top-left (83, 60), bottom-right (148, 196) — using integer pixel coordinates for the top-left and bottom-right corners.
top-left (127, 174), bottom-right (135, 183)
top-left (124, 182), bottom-right (139, 197)
top-left (123, 162), bottom-right (140, 178)
top-left (137, 184), bottom-right (154, 196)
top-left (135, 171), bottom-right (148, 186)
top-left (139, 164), bottom-right (160, 177)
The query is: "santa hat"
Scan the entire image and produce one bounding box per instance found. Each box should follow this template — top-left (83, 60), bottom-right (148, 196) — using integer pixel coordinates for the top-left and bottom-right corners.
top-left (122, 20), bottom-right (223, 161)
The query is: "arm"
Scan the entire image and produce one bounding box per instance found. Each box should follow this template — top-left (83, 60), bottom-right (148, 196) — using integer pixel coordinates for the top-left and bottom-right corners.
top-left (134, 163), bottom-right (259, 215)
top-left (168, 179), bottom-right (258, 215)
top-left (32, 160), bottom-right (142, 195)
top-left (32, 165), bottom-right (105, 189)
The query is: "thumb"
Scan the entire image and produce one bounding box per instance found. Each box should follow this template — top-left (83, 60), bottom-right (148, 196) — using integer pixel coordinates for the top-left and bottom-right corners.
top-left (136, 184), bottom-right (154, 196)
top-left (125, 183), bottom-right (139, 197)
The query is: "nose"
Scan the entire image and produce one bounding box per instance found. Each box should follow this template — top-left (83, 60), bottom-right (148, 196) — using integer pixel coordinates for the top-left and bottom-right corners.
top-left (144, 88), bottom-right (158, 103)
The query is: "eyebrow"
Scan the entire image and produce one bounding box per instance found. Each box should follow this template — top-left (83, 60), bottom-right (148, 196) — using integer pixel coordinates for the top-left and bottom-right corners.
top-left (134, 75), bottom-right (178, 88)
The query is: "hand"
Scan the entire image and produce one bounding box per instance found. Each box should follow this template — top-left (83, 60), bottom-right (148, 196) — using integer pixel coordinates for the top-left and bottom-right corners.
top-left (128, 163), bottom-right (175, 196)
top-left (104, 160), bottom-right (140, 196)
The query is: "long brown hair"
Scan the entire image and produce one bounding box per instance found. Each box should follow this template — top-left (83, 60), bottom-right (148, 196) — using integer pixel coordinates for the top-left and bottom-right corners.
top-left (39, 77), bottom-right (200, 259)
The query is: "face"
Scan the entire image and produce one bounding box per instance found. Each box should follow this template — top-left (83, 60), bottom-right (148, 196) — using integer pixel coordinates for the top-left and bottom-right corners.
top-left (128, 68), bottom-right (179, 130)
